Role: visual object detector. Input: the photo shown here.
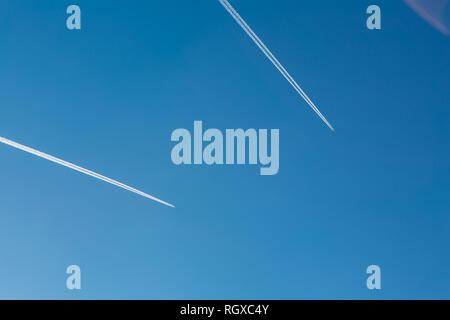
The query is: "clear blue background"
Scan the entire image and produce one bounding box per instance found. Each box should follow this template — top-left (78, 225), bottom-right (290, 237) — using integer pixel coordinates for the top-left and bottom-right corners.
top-left (0, 0), bottom-right (449, 299)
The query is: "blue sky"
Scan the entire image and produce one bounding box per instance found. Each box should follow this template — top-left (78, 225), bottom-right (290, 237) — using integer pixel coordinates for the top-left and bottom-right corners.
top-left (0, 0), bottom-right (449, 299)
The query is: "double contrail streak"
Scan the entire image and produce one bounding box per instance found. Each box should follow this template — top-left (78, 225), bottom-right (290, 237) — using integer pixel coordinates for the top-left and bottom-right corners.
top-left (0, 136), bottom-right (175, 208)
top-left (218, 0), bottom-right (335, 131)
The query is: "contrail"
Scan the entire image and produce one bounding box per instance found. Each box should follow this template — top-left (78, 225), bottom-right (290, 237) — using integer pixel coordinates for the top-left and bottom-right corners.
top-left (0, 136), bottom-right (175, 208)
top-left (218, 0), bottom-right (335, 131)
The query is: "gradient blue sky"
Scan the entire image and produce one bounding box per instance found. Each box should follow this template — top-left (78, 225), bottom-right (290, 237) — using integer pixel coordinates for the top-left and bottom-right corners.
top-left (0, 0), bottom-right (449, 299)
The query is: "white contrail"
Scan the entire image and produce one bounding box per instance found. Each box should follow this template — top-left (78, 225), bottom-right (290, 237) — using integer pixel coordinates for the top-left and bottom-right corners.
top-left (0, 136), bottom-right (175, 208)
top-left (218, 0), bottom-right (335, 131)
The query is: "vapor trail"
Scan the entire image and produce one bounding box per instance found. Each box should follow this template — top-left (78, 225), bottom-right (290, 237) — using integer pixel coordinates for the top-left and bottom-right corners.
top-left (0, 136), bottom-right (175, 208)
top-left (218, 0), bottom-right (335, 131)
